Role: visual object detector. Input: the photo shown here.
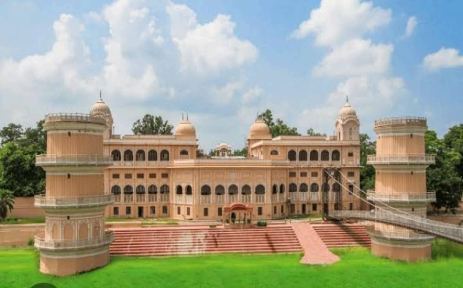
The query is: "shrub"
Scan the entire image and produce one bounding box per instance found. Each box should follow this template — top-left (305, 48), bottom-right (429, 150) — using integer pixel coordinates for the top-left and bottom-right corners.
top-left (209, 225), bottom-right (217, 228)
top-left (27, 238), bottom-right (34, 247)
top-left (257, 221), bottom-right (267, 227)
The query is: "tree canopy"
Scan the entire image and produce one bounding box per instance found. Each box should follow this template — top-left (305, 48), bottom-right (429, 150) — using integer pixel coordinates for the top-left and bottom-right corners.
top-left (132, 115), bottom-right (174, 135)
top-left (360, 133), bottom-right (376, 193)
top-left (258, 109), bottom-right (300, 137)
top-left (0, 120), bottom-right (46, 197)
top-left (307, 128), bottom-right (326, 137)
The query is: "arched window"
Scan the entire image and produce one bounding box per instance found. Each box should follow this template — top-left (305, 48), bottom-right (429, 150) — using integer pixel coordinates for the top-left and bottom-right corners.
top-left (310, 150), bottom-right (318, 161)
top-left (310, 183), bottom-right (319, 192)
top-left (321, 183), bottom-right (330, 192)
top-left (279, 184), bottom-right (285, 194)
top-left (228, 185), bottom-right (238, 195)
top-left (124, 150), bottom-right (133, 161)
top-left (186, 185), bottom-right (192, 195)
top-left (111, 150), bottom-right (121, 161)
top-left (241, 185), bottom-right (251, 195)
top-left (176, 185), bottom-right (183, 195)
top-left (111, 185), bottom-right (121, 195)
top-left (272, 184), bottom-right (278, 194)
top-left (201, 185), bottom-right (211, 195)
top-left (148, 185), bottom-right (157, 194)
top-left (160, 185), bottom-right (170, 194)
top-left (288, 150), bottom-right (297, 161)
top-left (136, 150), bottom-right (145, 161)
top-left (215, 185), bottom-right (225, 195)
top-left (321, 150), bottom-right (329, 161)
top-left (300, 183), bottom-right (308, 192)
top-left (123, 185), bottom-right (133, 194)
top-left (255, 184), bottom-right (265, 195)
top-left (299, 150), bottom-right (308, 161)
top-left (148, 150), bottom-right (157, 161)
top-left (180, 150), bottom-right (189, 156)
top-left (270, 150), bottom-right (279, 155)
top-left (332, 150), bottom-right (340, 161)
top-left (332, 183), bottom-right (341, 192)
top-left (160, 150), bottom-right (169, 161)
top-left (136, 185), bottom-right (145, 194)
top-left (289, 183), bottom-right (297, 192)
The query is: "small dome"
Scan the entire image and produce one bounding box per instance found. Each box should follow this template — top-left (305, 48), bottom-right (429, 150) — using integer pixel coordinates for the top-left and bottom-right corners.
top-left (90, 99), bottom-right (111, 117)
top-left (249, 118), bottom-right (271, 139)
top-left (339, 101), bottom-right (357, 117)
top-left (175, 119), bottom-right (196, 139)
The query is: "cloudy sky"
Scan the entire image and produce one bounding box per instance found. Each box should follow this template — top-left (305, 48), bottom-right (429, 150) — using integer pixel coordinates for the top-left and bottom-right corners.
top-left (0, 0), bottom-right (462, 151)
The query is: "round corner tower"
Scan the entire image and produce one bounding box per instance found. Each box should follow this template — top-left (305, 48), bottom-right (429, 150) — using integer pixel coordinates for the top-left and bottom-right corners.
top-left (34, 113), bottom-right (113, 276)
top-left (367, 117), bottom-right (436, 262)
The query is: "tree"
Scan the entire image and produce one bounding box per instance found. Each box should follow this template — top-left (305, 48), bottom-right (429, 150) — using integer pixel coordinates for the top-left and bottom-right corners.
top-left (0, 123), bottom-right (23, 146)
top-left (307, 128), bottom-right (326, 136)
top-left (233, 148), bottom-right (248, 156)
top-left (360, 133), bottom-right (376, 192)
top-left (258, 109), bottom-right (300, 137)
top-left (0, 189), bottom-right (14, 222)
top-left (132, 115), bottom-right (174, 135)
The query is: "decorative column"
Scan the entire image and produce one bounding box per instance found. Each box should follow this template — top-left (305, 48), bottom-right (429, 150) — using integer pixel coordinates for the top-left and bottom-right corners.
top-left (367, 117), bottom-right (435, 262)
top-left (35, 113), bottom-right (113, 276)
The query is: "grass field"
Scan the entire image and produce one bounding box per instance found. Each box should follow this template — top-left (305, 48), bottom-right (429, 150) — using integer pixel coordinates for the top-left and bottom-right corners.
top-left (1, 240), bottom-right (462, 288)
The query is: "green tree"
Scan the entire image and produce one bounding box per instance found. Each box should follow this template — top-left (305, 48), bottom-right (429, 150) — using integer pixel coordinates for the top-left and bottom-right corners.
top-left (360, 133), bottom-right (376, 192)
top-left (0, 123), bottom-right (23, 146)
top-left (233, 148), bottom-right (248, 156)
top-left (0, 189), bottom-right (14, 222)
top-left (258, 109), bottom-right (300, 137)
top-left (306, 128), bottom-right (326, 136)
top-left (132, 115), bottom-right (174, 135)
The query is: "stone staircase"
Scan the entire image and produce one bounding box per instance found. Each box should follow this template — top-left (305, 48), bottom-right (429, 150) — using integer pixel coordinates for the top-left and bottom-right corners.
top-left (110, 225), bottom-right (302, 256)
top-left (312, 223), bottom-right (371, 248)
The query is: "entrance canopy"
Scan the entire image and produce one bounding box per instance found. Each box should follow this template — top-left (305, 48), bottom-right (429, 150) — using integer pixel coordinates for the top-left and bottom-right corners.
top-left (224, 202), bottom-right (253, 213)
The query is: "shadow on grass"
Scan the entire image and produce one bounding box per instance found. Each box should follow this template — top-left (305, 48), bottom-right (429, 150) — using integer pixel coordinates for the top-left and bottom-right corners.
top-left (432, 239), bottom-right (463, 259)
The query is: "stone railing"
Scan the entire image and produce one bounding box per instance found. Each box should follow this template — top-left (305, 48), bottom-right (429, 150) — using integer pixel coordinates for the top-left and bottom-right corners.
top-left (36, 154), bottom-right (113, 166)
top-left (328, 210), bottom-right (463, 243)
top-left (35, 231), bottom-right (114, 250)
top-left (367, 154), bottom-right (435, 165)
top-left (35, 194), bottom-right (113, 208)
top-left (374, 116), bottom-right (427, 128)
top-left (367, 191), bottom-right (436, 203)
top-left (45, 113), bottom-right (106, 125)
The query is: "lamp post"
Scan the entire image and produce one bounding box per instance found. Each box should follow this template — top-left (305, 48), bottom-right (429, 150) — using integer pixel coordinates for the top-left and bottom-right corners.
top-left (286, 197), bottom-right (291, 223)
top-left (322, 167), bottom-right (341, 220)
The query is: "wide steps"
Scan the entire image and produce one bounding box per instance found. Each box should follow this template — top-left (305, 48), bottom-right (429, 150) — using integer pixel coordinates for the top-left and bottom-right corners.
top-left (312, 224), bottom-right (371, 248)
top-left (110, 226), bottom-right (302, 256)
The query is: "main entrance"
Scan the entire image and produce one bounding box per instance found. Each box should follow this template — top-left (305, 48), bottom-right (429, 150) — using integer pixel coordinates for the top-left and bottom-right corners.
top-left (223, 202), bottom-right (253, 229)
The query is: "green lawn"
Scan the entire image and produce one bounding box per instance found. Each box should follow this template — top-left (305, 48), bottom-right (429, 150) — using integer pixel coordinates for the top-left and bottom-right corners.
top-left (2, 217), bottom-right (45, 225)
top-left (1, 240), bottom-right (462, 288)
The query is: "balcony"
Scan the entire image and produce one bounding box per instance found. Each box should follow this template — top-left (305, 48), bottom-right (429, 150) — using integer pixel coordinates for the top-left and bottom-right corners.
top-left (255, 194), bottom-right (265, 203)
top-left (367, 154), bottom-right (435, 165)
top-left (200, 195), bottom-right (211, 204)
top-left (367, 191), bottom-right (436, 203)
top-left (35, 231), bottom-right (114, 251)
top-left (123, 194), bottom-right (133, 203)
top-left (35, 194), bottom-right (113, 208)
top-left (309, 192), bottom-right (320, 202)
top-left (36, 154), bottom-right (113, 167)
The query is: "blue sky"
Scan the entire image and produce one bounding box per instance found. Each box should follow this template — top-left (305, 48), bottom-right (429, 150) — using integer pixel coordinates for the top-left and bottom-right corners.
top-left (0, 0), bottom-right (462, 150)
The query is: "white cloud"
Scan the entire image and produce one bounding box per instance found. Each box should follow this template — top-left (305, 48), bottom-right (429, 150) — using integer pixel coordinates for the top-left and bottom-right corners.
top-left (314, 38), bottom-right (393, 77)
top-left (422, 47), bottom-right (463, 71)
top-left (291, 0), bottom-right (391, 46)
top-left (405, 16), bottom-right (418, 37)
top-left (209, 80), bottom-right (244, 106)
top-left (167, 3), bottom-right (258, 75)
top-left (242, 86), bottom-right (263, 104)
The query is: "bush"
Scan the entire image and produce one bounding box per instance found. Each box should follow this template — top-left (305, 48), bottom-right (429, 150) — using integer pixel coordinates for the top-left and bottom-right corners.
top-left (209, 225), bottom-right (217, 228)
top-left (27, 238), bottom-right (34, 247)
top-left (257, 221), bottom-right (267, 227)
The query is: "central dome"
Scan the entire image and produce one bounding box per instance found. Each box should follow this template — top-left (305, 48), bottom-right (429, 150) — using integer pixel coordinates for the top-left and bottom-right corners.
top-left (339, 101), bottom-right (357, 117)
top-left (90, 100), bottom-right (111, 117)
top-left (248, 118), bottom-right (271, 139)
top-left (175, 119), bottom-right (196, 139)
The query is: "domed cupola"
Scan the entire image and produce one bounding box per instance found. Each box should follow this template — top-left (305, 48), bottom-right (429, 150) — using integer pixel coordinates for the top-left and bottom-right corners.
top-left (336, 96), bottom-right (360, 141)
top-left (174, 115), bottom-right (196, 139)
top-left (248, 117), bottom-right (272, 140)
top-left (90, 91), bottom-right (112, 118)
top-left (339, 99), bottom-right (357, 117)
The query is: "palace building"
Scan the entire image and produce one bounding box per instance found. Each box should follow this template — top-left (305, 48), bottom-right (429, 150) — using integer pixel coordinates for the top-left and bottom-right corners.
top-left (91, 98), bottom-right (362, 222)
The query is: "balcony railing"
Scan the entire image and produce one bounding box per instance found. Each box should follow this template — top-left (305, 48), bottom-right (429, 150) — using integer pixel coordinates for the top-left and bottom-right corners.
top-left (374, 116), bottom-right (427, 128)
top-left (255, 194), bottom-right (265, 203)
top-left (45, 113), bottom-right (106, 125)
top-left (35, 194), bottom-right (113, 208)
top-left (200, 195), bottom-right (211, 204)
top-left (367, 191), bottom-right (436, 203)
top-left (215, 195), bottom-right (225, 204)
top-left (367, 154), bottom-right (435, 165)
top-left (35, 231), bottom-right (113, 250)
top-left (242, 195), bottom-right (251, 203)
top-left (36, 154), bottom-right (113, 166)
top-left (229, 194), bottom-right (238, 203)
top-left (309, 192), bottom-right (320, 202)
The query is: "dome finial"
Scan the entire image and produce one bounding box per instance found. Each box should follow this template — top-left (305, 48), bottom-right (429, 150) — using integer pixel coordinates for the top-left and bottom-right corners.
top-left (100, 90), bottom-right (103, 101)
top-left (346, 95), bottom-right (349, 103)
top-left (187, 113), bottom-right (189, 121)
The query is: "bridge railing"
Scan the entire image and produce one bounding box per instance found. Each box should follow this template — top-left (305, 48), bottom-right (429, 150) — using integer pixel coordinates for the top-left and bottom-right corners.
top-left (329, 210), bottom-right (463, 242)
